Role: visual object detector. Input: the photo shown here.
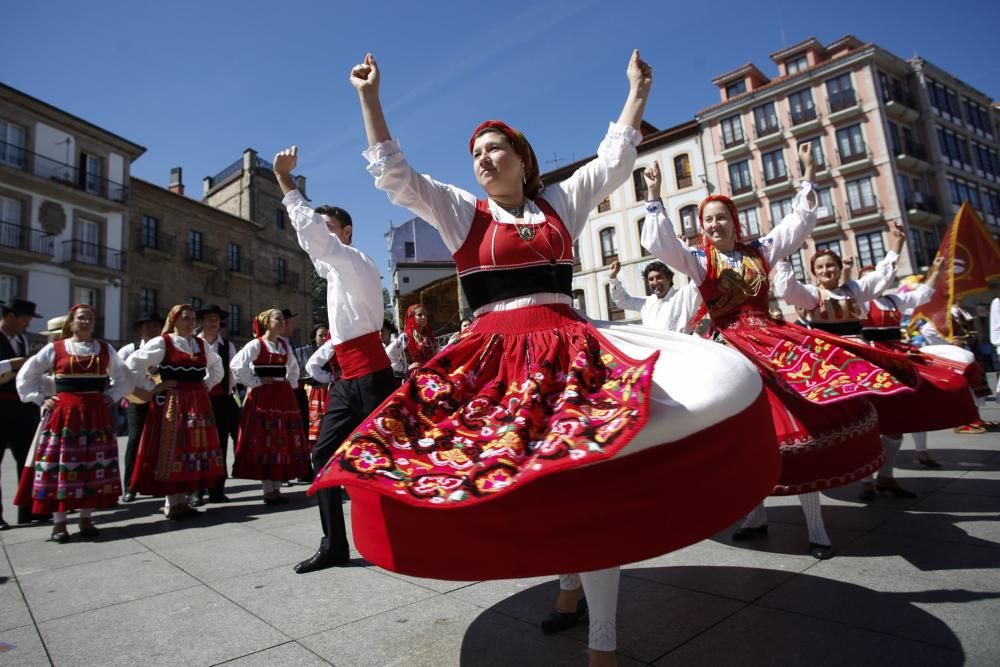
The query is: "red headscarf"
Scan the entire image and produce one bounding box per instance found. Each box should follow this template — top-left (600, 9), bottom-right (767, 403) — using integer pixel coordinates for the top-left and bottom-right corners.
top-left (469, 120), bottom-right (542, 198)
top-left (404, 304), bottom-right (437, 364)
top-left (253, 309), bottom-right (281, 337)
top-left (697, 194), bottom-right (743, 248)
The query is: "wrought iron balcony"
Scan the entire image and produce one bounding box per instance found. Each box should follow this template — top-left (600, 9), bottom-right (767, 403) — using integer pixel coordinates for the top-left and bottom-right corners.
top-left (790, 107), bottom-right (817, 125)
top-left (828, 90), bottom-right (857, 113)
top-left (0, 220), bottom-right (55, 256)
top-left (905, 194), bottom-right (939, 214)
top-left (59, 239), bottom-right (125, 271)
top-left (134, 232), bottom-right (177, 255)
top-left (273, 269), bottom-right (301, 288)
top-left (754, 120), bottom-right (781, 139)
top-left (881, 81), bottom-right (915, 109)
top-left (0, 141), bottom-right (128, 203)
top-left (722, 133), bottom-right (746, 149)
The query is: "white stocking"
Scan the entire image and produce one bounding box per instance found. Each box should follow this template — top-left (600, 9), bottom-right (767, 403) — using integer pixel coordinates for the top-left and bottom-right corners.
top-left (53, 511), bottom-right (67, 523)
top-left (580, 567), bottom-right (619, 652)
top-left (164, 493), bottom-right (186, 508)
top-left (262, 480), bottom-right (281, 494)
top-left (559, 574), bottom-right (582, 590)
top-left (878, 435), bottom-right (903, 478)
top-left (910, 431), bottom-right (928, 452)
top-left (799, 492), bottom-right (830, 546)
top-left (79, 508), bottom-right (93, 519)
top-left (739, 503), bottom-right (768, 529)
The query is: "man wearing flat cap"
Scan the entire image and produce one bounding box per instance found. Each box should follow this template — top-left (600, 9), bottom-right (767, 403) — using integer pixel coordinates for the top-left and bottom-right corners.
top-left (116, 310), bottom-right (165, 502)
top-left (195, 304), bottom-right (240, 504)
top-left (0, 298), bottom-right (43, 528)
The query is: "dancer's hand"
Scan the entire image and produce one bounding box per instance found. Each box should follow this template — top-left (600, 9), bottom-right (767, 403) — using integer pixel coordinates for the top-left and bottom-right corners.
top-left (609, 260), bottom-right (621, 279)
top-left (643, 160), bottom-right (662, 200)
top-left (927, 255), bottom-right (945, 287)
top-left (798, 142), bottom-right (816, 184)
top-left (887, 220), bottom-right (906, 254)
top-left (273, 146), bottom-right (298, 178)
top-left (841, 256), bottom-right (855, 280)
top-left (351, 53), bottom-right (380, 95)
top-left (42, 397), bottom-right (56, 412)
top-left (627, 49), bottom-right (652, 95)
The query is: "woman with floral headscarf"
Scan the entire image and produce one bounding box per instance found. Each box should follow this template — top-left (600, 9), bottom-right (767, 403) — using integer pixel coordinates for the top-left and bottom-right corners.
top-left (402, 304), bottom-right (437, 371)
top-left (126, 304), bottom-right (225, 519)
top-left (15, 304), bottom-right (134, 542)
top-left (642, 148), bottom-right (918, 561)
top-left (230, 309), bottom-right (310, 503)
top-left (304, 51), bottom-right (784, 665)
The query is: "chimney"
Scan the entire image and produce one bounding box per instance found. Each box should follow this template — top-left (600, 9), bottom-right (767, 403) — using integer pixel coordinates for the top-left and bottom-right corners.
top-left (169, 167), bottom-right (184, 195)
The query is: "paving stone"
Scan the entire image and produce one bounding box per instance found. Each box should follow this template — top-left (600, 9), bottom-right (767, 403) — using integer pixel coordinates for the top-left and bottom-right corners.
top-left (371, 567), bottom-right (477, 594)
top-left (218, 641), bottom-right (330, 666)
top-left (0, 572), bottom-right (32, 632)
top-left (5, 527), bottom-right (148, 575)
top-left (0, 623), bottom-right (50, 666)
top-left (212, 561), bottom-right (438, 638)
top-left (656, 603), bottom-right (963, 666)
top-left (445, 574), bottom-right (560, 623)
top-left (153, 529), bottom-right (313, 583)
top-left (37, 585), bottom-right (288, 666)
top-left (18, 551), bottom-right (199, 622)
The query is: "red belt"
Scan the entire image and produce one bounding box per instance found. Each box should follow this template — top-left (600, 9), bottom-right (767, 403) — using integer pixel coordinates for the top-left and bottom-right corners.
top-left (334, 331), bottom-right (390, 380)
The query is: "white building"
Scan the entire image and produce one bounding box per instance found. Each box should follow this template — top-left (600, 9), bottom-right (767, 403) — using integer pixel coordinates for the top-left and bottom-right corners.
top-left (385, 216), bottom-right (456, 325)
top-left (0, 83), bottom-right (145, 342)
top-left (542, 120), bottom-right (710, 323)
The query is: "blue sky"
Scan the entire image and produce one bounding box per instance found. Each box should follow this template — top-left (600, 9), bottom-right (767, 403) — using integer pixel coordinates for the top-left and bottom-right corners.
top-left (4, 0), bottom-right (999, 283)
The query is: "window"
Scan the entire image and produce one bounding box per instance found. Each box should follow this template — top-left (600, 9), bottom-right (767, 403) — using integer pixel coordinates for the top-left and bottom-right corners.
top-left (139, 288), bottom-right (157, 313)
top-left (761, 149), bottom-right (787, 184)
top-left (963, 97), bottom-right (993, 137)
top-left (0, 195), bottom-right (23, 249)
top-left (725, 80), bottom-right (746, 98)
top-left (227, 242), bottom-right (241, 271)
top-left (572, 239), bottom-right (581, 270)
top-left (0, 119), bottom-right (27, 168)
top-left (674, 154), bottom-right (692, 189)
top-left (910, 228), bottom-right (930, 268)
top-left (856, 230), bottom-right (886, 267)
top-left (948, 176), bottom-right (981, 209)
top-left (74, 285), bottom-right (99, 309)
top-left (815, 239), bottom-right (842, 256)
top-left (572, 289), bottom-right (587, 316)
top-left (275, 257), bottom-right (287, 284)
top-left (599, 227), bottom-right (617, 266)
top-left (720, 114), bottom-right (744, 147)
top-left (938, 126), bottom-right (971, 168)
top-left (605, 284), bottom-right (625, 321)
top-left (788, 88), bottom-right (816, 124)
top-left (984, 189), bottom-right (1000, 219)
top-left (81, 152), bottom-right (102, 195)
top-left (74, 218), bottom-right (101, 265)
top-left (679, 205), bottom-right (698, 237)
top-left (769, 198), bottom-right (793, 225)
top-left (928, 79), bottom-right (961, 119)
top-left (816, 187), bottom-right (836, 220)
top-left (797, 138), bottom-right (825, 171)
top-left (191, 296), bottom-right (203, 311)
top-left (826, 73), bottom-right (855, 111)
top-left (753, 102), bottom-right (780, 136)
top-left (738, 207), bottom-right (761, 238)
top-left (141, 215), bottom-right (158, 249)
top-left (923, 229), bottom-right (939, 257)
top-left (836, 124), bottom-right (866, 162)
top-left (404, 241), bottom-right (415, 259)
top-left (786, 55), bottom-right (808, 75)
top-left (637, 218), bottom-right (650, 256)
top-left (729, 160), bottom-right (752, 194)
top-left (228, 304), bottom-right (241, 334)
top-left (596, 195), bottom-right (611, 213)
top-left (0, 273), bottom-right (19, 301)
top-left (632, 169), bottom-right (648, 201)
top-left (275, 207), bottom-right (285, 230)
top-left (972, 141), bottom-right (998, 179)
top-left (788, 251), bottom-right (807, 281)
top-left (188, 230), bottom-right (203, 260)
top-left (846, 178), bottom-right (876, 214)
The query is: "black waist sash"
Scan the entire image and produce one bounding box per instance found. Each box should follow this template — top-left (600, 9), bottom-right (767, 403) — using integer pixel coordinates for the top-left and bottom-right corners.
top-left (254, 364), bottom-right (287, 378)
top-left (159, 365), bottom-right (207, 382)
top-left (862, 328), bottom-right (903, 342)
top-left (808, 320), bottom-right (863, 337)
top-left (460, 263), bottom-right (573, 313)
top-left (54, 376), bottom-right (109, 393)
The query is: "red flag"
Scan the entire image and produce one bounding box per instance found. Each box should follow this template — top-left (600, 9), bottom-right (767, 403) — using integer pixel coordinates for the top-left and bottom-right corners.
top-left (910, 203), bottom-right (1000, 341)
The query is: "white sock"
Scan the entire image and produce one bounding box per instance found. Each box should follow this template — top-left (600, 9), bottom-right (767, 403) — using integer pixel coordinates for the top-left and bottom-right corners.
top-left (262, 480), bottom-right (281, 494)
top-left (799, 492), bottom-right (830, 546)
top-left (580, 567), bottom-right (619, 652)
top-left (79, 508), bottom-right (93, 519)
top-left (740, 503), bottom-right (768, 529)
top-left (559, 574), bottom-right (582, 591)
top-left (878, 435), bottom-right (903, 478)
top-left (53, 511), bottom-right (67, 523)
top-left (164, 493), bottom-right (186, 508)
top-left (911, 432), bottom-right (928, 452)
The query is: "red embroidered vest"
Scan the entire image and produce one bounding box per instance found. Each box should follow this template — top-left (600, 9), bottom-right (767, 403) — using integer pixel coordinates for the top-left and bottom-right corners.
top-left (159, 334), bottom-right (208, 382)
top-left (53, 339), bottom-right (110, 393)
top-left (696, 242), bottom-right (772, 330)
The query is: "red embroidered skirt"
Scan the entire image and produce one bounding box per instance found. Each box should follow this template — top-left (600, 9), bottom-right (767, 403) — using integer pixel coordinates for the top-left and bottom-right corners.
top-left (131, 383), bottom-right (224, 495)
top-left (233, 382), bottom-right (310, 480)
top-left (310, 304), bottom-right (780, 579)
top-left (306, 383), bottom-right (330, 444)
top-left (14, 392), bottom-right (121, 513)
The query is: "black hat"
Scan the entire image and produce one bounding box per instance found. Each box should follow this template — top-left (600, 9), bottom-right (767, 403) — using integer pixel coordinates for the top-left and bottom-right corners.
top-left (196, 304), bottom-right (229, 320)
top-left (1, 298), bottom-right (42, 318)
top-left (134, 311), bottom-right (165, 326)
top-left (281, 308), bottom-right (297, 319)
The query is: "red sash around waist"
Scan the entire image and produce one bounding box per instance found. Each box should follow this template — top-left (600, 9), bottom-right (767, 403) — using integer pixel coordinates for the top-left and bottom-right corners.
top-left (334, 331), bottom-right (390, 380)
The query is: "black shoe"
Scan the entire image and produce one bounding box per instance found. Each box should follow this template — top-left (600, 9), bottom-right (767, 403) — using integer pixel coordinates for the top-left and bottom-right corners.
top-left (858, 488), bottom-right (876, 503)
top-left (875, 482), bottom-right (917, 499)
top-left (121, 492), bottom-right (136, 503)
top-left (732, 525), bottom-right (768, 541)
top-left (296, 477), bottom-right (312, 485)
top-left (188, 492), bottom-right (206, 507)
top-left (281, 481), bottom-right (293, 488)
top-left (809, 542), bottom-right (834, 560)
top-left (207, 494), bottom-right (230, 504)
top-left (917, 457), bottom-right (942, 469)
top-left (0, 517), bottom-right (9, 531)
top-left (51, 524), bottom-right (70, 544)
top-left (294, 548), bottom-right (350, 574)
top-left (540, 597), bottom-right (588, 634)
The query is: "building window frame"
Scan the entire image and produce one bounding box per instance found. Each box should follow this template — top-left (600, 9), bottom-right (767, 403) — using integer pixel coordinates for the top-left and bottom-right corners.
top-left (598, 227), bottom-right (618, 266)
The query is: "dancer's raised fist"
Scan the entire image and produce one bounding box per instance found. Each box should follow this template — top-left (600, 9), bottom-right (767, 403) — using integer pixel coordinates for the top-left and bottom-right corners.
top-left (628, 49), bottom-right (653, 93)
top-left (350, 53), bottom-right (380, 93)
top-left (273, 146), bottom-right (298, 176)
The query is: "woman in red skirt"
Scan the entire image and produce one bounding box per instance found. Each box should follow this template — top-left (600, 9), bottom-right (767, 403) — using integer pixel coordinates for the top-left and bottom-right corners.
top-left (304, 337), bottom-right (338, 447)
top-left (126, 305), bottom-right (225, 519)
top-left (401, 304), bottom-right (437, 373)
top-left (15, 304), bottom-right (133, 542)
top-left (231, 309), bottom-right (310, 503)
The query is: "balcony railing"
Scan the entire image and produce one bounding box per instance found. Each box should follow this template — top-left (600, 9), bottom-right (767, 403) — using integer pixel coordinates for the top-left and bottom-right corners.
top-left (881, 81), bottom-right (915, 108)
top-left (729, 180), bottom-right (754, 196)
top-left (0, 220), bottom-right (54, 255)
top-left (0, 141), bottom-right (128, 203)
top-left (790, 107), bottom-right (817, 125)
top-left (186, 242), bottom-right (221, 265)
top-left (839, 147), bottom-right (869, 165)
top-left (208, 158), bottom-right (243, 188)
top-left (898, 139), bottom-right (928, 161)
top-left (273, 269), bottom-right (301, 288)
top-left (848, 199), bottom-right (879, 218)
top-left (722, 134), bottom-right (746, 149)
top-left (135, 232), bottom-right (177, 255)
top-left (828, 89), bottom-right (857, 112)
top-left (763, 172), bottom-right (789, 186)
top-left (754, 120), bottom-right (781, 139)
top-left (905, 194), bottom-right (939, 214)
top-left (60, 239), bottom-right (125, 270)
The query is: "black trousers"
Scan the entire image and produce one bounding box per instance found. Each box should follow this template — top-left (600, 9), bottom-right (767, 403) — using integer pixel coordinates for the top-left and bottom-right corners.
top-left (1, 400), bottom-right (40, 522)
top-left (208, 394), bottom-right (241, 495)
top-left (123, 402), bottom-right (150, 490)
top-left (312, 367), bottom-right (396, 556)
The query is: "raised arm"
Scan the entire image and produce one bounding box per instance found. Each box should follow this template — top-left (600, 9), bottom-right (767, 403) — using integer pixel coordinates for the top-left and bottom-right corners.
top-left (608, 260), bottom-right (647, 312)
top-left (851, 221), bottom-right (905, 302)
top-left (772, 259), bottom-right (820, 309)
top-left (638, 161), bottom-right (707, 283)
top-left (757, 143), bottom-right (819, 265)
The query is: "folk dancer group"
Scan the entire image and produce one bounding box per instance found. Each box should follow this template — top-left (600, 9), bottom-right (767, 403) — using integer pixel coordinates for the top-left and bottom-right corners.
top-left (3, 48), bottom-right (997, 667)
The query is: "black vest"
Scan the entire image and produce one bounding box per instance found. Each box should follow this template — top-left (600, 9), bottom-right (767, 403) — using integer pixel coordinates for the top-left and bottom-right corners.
top-left (0, 332), bottom-right (25, 396)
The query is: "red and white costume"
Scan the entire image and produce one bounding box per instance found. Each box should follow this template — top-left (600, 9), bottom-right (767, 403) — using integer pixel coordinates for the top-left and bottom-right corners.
top-left (304, 340), bottom-right (339, 444)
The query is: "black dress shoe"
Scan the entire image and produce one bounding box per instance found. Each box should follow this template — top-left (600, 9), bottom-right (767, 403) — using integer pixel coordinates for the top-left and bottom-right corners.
top-left (540, 597), bottom-right (588, 634)
top-left (207, 494), bottom-right (230, 504)
top-left (858, 488), bottom-right (876, 502)
top-left (809, 542), bottom-right (834, 560)
top-left (121, 492), bottom-right (136, 503)
top-left (732, 525), bottom-right (768, 541)
top-left (875, 482), bottom-right (917, 499)
top-left (294, 549), bottom-right (350, 574)
top-left (917, 457), bottom-right (942, 469)
top-left (0, 517), bottom-right (10, 531)
top-left (188, 492), bottom-right (206, 507)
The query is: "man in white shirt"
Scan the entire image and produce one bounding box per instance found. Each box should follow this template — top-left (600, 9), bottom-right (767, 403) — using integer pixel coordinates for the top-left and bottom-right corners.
top-left (275, 146), bottom-right (398, 574)
top-left (608, 259), bottom-right (700, 332)
top-left (117, 311), bottom-right (165, 502)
